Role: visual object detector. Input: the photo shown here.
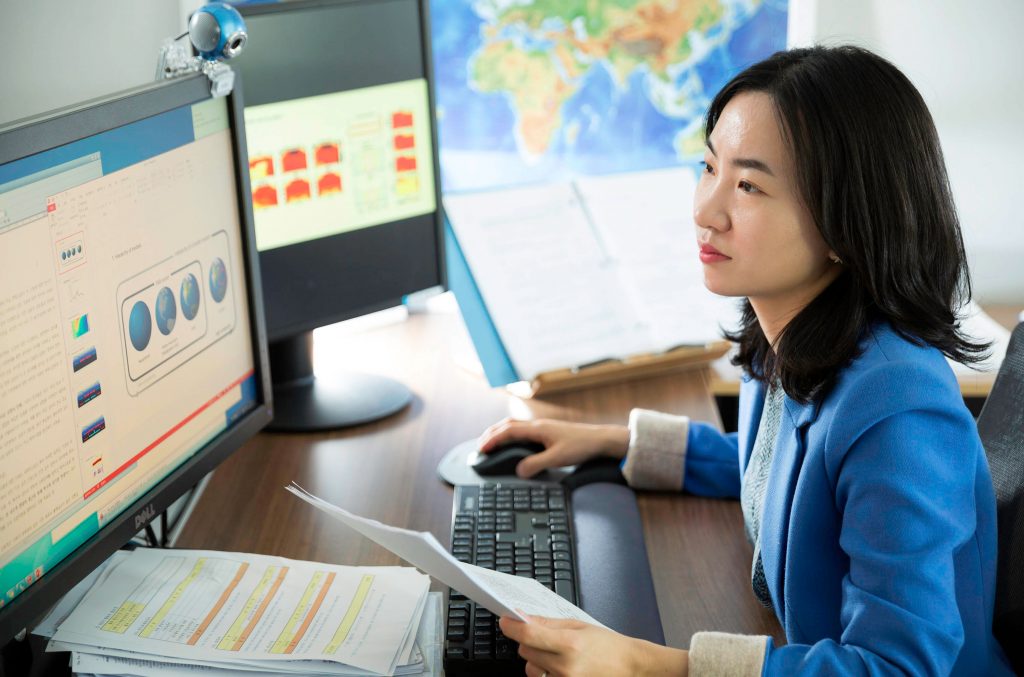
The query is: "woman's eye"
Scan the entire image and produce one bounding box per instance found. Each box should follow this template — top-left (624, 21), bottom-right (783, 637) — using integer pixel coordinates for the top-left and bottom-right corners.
top-left (739, 180), bottom-right (759, 194)
top-left (702, 161), bottom-right (714, 174)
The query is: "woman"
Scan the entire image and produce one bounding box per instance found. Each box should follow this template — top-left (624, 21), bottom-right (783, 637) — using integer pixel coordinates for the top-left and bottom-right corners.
top-left (482, 46), bottom-right (1014, 675)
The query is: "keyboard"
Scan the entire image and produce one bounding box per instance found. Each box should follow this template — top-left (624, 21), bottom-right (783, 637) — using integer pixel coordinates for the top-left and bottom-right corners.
top-left (443, 482), bottom-right (578, 676)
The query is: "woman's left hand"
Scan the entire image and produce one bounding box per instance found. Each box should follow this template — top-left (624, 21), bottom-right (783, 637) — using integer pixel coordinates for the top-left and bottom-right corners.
top-left (498, 613), bottom-right (689, 677)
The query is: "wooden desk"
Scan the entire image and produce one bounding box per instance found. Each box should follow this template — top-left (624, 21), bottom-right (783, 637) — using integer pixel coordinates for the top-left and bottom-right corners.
top-left (175, 306), bottom-right (785, 651)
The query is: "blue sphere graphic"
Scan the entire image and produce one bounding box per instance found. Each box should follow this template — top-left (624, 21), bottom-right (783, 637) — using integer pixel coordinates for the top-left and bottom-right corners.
top-left (180, 273), bottom-right (200, 321)
top-left (209, 258), bottom-right (228, 303)
top-left (128, 301), bottom-right (152, 351)
top-left (155, 287), bottom-right (177, 335)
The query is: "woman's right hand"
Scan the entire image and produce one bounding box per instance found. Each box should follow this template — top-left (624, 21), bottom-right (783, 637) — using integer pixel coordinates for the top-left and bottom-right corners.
top-left (478, 418), bottom-right (630, 479)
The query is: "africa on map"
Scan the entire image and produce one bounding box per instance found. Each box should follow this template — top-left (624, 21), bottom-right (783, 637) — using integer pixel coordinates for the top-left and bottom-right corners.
top-left (432, 0), bottom-right (788, 192)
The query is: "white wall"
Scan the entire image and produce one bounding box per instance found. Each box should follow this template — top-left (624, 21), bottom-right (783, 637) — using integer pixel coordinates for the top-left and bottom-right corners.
top-left (789, 0), bottom-right (1024, 304)
top-left (0, 2), bottom-right (182, 125)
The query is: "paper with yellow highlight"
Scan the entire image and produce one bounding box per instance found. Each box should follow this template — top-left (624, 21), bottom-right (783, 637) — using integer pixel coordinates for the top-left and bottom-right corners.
top-left (50, 548), bottom-right (429, 675)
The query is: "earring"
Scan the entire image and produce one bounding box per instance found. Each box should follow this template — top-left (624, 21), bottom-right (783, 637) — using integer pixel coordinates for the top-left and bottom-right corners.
top-left (829, 253), bottom-right (843, 265)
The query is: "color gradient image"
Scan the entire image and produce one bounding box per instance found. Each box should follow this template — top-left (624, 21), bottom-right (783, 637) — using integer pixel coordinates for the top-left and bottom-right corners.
top-left (315, 142), bottom-right (340, 165)
top-left (128, 301), bottom-right (152, 351)
top-left (252, 184), bottom-right (278, 209)
top-left (71, 313), bottom-right (90, 338)
top-left (396, 174), bottom-right (419, 196)
top-left (392, 111), bottom-right (413, 128)
top-left (155, 286), bottom-right (177, 336)
top-left (249, 156), bottom-right (274, 180)
top-left (77, 382), bottom-right (102, 408)
top-left (209, 257), bottom-right (228, 303)
top-left (81, 416), bottom-right (106, 443)
top-left (180, 273), bottom-right (200, 321)
top-left (285, 179), bottom-right (311, 203)
top-left (72, 346), bottom-right (98, 372)
top-left (318, 173), bottom-right (342, 196)
top-left (282, 148), bottom-right (308, 172)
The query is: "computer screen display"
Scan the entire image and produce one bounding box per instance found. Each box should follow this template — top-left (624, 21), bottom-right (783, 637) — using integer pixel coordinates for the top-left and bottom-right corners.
top-left (230, 0), bottom-right (444, 431)
top-left (246, 80), bottom-right (436, 252)
top-left (234, 0), bottom-right (443, 340)
top-left (0, 75), bottom-right (272, 640)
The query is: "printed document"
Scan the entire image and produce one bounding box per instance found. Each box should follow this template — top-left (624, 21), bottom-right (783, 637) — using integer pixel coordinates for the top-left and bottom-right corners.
top-left (49, 548), bottom-right (429, 675)
top-left (61, 592), bottom-right (443, 676)
top-left (286, 485), bottom-right (606, 628)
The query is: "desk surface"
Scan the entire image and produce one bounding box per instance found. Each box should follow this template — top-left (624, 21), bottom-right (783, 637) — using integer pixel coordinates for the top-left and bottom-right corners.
top-left (175, 306), bottom-right (785, 649)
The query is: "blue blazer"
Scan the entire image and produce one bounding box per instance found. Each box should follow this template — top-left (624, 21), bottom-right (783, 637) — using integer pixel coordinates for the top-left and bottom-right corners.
top-left (683, 322), bottom-right (1013, 675)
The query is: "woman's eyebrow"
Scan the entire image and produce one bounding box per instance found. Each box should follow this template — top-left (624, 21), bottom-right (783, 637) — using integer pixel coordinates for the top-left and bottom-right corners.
top-left (733, 157), bottom-right (775, 176)
top-left (705, 139), bottom-right (775, 176)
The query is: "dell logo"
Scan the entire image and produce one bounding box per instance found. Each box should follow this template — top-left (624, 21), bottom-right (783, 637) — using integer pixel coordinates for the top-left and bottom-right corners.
top-left (134, 504), bottom-right (156, 530)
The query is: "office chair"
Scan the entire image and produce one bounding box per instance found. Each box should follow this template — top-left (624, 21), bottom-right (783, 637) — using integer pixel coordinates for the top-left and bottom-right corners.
top-left (976, 321), bottom-right (1024, 674)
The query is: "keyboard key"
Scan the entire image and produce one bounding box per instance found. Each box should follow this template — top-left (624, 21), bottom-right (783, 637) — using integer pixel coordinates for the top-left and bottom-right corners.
top-left (555, 579), bottom-right (575, 601)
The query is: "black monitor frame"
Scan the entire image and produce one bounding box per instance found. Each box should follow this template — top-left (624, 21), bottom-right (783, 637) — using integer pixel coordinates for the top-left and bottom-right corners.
top-left (0, 74), bottom-right (273, 644)
top-left (232, 0), bottom-right (446, 431)
top-left (236, 0), bottom-right (447, 339)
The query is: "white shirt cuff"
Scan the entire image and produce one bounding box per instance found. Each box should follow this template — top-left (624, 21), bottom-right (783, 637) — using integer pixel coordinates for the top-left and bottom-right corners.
top-left (689, 631), bottom-right (769, 677)
top-left (621, 408), bottom-right (689, 491)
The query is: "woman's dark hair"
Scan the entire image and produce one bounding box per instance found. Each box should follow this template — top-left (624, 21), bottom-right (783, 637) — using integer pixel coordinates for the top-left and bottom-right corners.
top-left (707, 45), bottom-right (988, 402)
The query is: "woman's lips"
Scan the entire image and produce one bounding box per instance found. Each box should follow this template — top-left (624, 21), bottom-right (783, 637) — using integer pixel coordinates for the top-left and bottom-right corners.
top-left (699, 242), bottom-right (731, 263)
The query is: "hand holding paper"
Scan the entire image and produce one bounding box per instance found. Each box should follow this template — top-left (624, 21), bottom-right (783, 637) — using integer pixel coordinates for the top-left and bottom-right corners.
top-left (285, 484), bottom-right (606, 629)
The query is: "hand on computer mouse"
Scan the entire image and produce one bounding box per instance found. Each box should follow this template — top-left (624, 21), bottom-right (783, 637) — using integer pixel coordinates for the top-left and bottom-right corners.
top-left (479, 418), bottom-right (630, 479)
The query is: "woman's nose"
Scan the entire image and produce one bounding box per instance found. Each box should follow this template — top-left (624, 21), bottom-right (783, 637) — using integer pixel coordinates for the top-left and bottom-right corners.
top-left (693, 179), bottom-right (730, 233)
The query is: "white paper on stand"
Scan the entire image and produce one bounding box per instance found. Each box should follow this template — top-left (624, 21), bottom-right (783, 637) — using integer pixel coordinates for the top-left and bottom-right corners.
top-left (444, 167), bottom-right (740, 380)
top-left (286, 485), bottom-right (606, 628)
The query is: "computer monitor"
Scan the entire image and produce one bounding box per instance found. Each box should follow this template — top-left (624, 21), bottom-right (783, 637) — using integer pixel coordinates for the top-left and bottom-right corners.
top-left (0, 74), bottom-right (272, 648)
top-left (231, 0), bottom-right (445, 431)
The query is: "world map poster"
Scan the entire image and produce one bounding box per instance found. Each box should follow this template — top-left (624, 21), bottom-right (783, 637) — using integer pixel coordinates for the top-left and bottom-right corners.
top-left (431, 0), bottom-right (788, 193)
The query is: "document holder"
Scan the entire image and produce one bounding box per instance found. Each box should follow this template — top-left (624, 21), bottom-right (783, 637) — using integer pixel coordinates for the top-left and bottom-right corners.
top-left (529, 341), bottom-right (731, 397)
top-left (571, 481), bottom-right (666, 644)
top-left (446, 218), bottom-right (735, 397)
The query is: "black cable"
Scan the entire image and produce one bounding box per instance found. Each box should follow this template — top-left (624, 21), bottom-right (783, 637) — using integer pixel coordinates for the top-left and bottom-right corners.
top-left (144, 524), bottom-right (158, 549)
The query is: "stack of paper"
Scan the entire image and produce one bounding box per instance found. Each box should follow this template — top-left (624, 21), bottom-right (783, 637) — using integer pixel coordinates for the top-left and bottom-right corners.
top-left (35, 548), bottom-right (442, 676)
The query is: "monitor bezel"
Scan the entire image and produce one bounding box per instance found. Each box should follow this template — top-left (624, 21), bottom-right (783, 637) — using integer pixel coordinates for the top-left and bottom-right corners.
top-left (0, 74), bottom-right (274, 642)
top-left (236, 0), bottom-right (448, 342)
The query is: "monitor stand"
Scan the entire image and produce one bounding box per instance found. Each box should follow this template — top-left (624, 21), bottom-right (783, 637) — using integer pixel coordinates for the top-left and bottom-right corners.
top-left (266, 332), bottom-right (412, 432)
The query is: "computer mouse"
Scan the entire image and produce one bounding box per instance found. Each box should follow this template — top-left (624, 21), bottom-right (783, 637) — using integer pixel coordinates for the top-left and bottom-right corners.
top-left (471, 441), bottom-right (546, 477)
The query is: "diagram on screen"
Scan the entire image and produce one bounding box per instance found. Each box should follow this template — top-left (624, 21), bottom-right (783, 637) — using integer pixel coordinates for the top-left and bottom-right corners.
top-left (244, 79), bottom-right (436, 251)
top-left (117, 230), bottom-right (237, 395)
top-left (249, 140), bottom-right (344, 209)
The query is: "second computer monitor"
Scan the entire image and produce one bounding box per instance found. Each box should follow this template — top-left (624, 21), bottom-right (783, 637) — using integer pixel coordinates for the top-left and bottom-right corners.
top-left (232, 0), bottom-right (445, 431)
